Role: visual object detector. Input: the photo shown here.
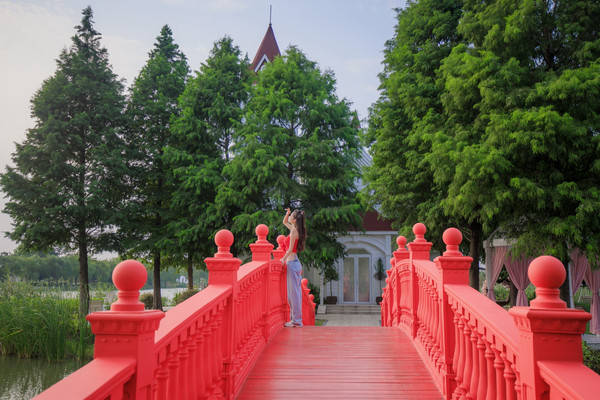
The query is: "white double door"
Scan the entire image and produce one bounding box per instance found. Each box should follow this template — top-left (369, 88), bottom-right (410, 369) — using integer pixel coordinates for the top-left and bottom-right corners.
top-left (342, 255), bottom-right (371, 303)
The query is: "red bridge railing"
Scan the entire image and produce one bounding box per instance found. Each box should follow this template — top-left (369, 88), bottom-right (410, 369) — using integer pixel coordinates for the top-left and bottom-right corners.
top-left (34, 224), bottom-right (315, 400)
top-left (381, 223), bottom-right (600, 400)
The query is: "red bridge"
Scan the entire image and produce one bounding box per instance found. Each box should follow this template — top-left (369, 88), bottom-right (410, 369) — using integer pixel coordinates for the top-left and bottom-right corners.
top-left (35, 223), bottom-right (600, 399)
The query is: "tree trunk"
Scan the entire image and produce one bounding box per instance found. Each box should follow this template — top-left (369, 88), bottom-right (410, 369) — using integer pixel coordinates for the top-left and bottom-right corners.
top-left (153, 252), bottom-right (163, 310)
top-left (78, 232), bottom-right (89, 317)
top-left (469, 222), bottom-right (482, 290)
top-left (187, 253), bottom-right (194, 290)
top-left (559, 257), bottom-right (571, 307)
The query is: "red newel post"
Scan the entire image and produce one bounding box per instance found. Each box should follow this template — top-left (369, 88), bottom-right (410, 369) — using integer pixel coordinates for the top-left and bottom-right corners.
top-left (273, 235), bottom-right (289, 322)
top-left (407, 223), bottom-right (433, 338)
top-left (250, 224), bottom-right (275, 341)
top-left (387, 236), bottom-right (409, 326)
top-left (509, 256), bottom-right (591, 399)
top-left (86, 260), bottom-right (164, 400)
top-left (204, 230), bottom-right (242, 399)
top-left (249, 224), bottom-right (273, 262)
top-left (434, 228), bottom-right (472, 398)
top-left (393, 235), bottom-right (409, 263)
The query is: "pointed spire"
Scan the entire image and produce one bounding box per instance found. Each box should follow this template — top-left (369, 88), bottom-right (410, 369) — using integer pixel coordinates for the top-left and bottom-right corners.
top-left (250, 9), bottom-right (281, 72)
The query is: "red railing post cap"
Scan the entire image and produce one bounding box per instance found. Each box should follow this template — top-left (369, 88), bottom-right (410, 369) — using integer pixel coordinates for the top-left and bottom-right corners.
top-left (276, 234), bottom-right (286, 248)
top-left (396, 235), bottom-right (407, 249)
top-left (215, 229), bottom-right (234, 258)
top-left (255, 224), bottom-right (269, 242)
top-left (113, 260), bottom-right (147, 292)
top-left (111, 259), bottom-right (147, 311)
top-left (528, 255), bottom-right (566, 309)
top-left (413, 223), bottom-right (427, 242)
top-left (442, 228), bottom-right (462, 256)
top-left (528, 255), bottom-right (565, 289)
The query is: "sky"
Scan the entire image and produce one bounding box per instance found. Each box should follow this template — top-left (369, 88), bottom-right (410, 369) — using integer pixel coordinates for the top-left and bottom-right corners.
top-left (0, 0), bottom-right (405, 255)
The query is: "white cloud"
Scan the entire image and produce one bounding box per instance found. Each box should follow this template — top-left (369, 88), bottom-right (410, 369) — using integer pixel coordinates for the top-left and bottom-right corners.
top-left (0, 1), bottom-right (78, 252)
top-left (0, 1), bottom-right (146, 253)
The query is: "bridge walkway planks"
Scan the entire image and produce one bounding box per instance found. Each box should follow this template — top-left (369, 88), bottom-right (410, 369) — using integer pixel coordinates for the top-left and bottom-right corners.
top-left (238, 326), bottom-right (442, 399)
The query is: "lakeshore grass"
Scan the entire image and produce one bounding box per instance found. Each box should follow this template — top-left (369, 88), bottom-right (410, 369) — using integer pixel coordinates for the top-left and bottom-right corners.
top-left (0, 279), bottom-right (93, 361)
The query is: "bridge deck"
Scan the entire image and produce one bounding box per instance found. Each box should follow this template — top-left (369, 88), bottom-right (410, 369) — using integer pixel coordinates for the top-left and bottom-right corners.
top-left (238, 326), bottom-right (442, 399)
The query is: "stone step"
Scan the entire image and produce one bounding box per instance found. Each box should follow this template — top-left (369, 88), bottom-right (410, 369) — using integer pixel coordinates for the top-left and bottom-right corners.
top-left (325, 304), bottom-right (381, 314)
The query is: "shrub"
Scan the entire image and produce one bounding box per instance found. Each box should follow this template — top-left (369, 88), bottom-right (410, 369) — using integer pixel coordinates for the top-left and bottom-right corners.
top-left (494, 284), bottom-right (509, 301)
top-left (140, 293), bottom-right (154, 309)
top-left (173, 289), bottom-right (199, 305)
top-left (583, 341), bottom-right (600, 374)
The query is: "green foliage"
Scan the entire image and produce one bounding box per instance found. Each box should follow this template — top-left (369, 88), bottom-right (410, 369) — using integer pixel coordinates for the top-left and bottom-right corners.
top-left (583, 342), bottom-right (600, 374)
top-left (364, 0), bottom-right (465, 253)
top-left (165, 37), bottom-right (250, 274)
top-left (122, 25), bottom-right (190, 309)
top-left (139, 293), bottom-right (154, 310)
top-left (437, 0), bottom-right (600, 263)
top-left (0, 7), bottom-right (127, 315)
top-left (366, 0), bottom-right (600, 286)
top-left (0, 254), bottom-right (115, 283)
top-left (0, 280), bottom-right (93, 361)
top-left (217, 46), bottom-right (364, 277)
top-left (173, 289), bottom-right (200, 305)
top-left (307, 281), bottom-right (320, 307)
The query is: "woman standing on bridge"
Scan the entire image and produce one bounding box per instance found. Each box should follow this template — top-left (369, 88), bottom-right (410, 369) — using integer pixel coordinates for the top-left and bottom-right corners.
top-left (282, 208), bottom-right (307, 327)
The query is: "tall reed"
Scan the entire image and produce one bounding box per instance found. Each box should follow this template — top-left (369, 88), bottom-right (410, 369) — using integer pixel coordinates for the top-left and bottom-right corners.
top-left (0, 279), bottom-right (93, 361)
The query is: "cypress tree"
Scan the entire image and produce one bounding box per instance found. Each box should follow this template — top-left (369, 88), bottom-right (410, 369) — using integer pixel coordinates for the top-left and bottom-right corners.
top-left (122, 25), bottom-right (189, 309)
top-left (217, 46), bottom-right (363, 276)
top-left (0, 7), bottom-right (126, 315)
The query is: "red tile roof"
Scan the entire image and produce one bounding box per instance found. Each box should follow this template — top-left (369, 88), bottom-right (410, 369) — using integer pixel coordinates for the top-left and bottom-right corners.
top-left (250, 24), bottom-right (281, 72)
top-left (360, 210), bottom-right (394, 231)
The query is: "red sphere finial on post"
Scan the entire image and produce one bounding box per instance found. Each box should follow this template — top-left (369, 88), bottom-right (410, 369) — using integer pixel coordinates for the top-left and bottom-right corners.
top-left (396, 236), bottom-right (407, 250)
top-left (111, 260), bottom-right (147, 311)
top-left (276, 235), bottom-right (286, 250)
top-left (528, 255), bottom-right (566, 309)
top-left (442, 228), bottom-right (463, 256)
top-left (255, 224), bottom-right (269, 243)
top-left (214, 229), bottom-right (234, 258)
top-left (413, 223), bottom-right (427, 242)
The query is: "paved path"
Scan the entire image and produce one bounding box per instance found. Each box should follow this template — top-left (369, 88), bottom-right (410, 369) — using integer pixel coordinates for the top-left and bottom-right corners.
top-left (238, 326), bottom-right (442, 399)
top-left (317, 313), bottom-right (381, 326)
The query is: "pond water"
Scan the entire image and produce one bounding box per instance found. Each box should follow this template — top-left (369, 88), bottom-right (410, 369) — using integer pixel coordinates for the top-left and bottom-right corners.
top-left (0, 356), bottom-right (87, 399)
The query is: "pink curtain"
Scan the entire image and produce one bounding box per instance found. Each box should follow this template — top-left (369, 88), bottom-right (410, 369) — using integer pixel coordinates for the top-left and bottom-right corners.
top-left (487, 246), bottom-right (508, 301)
top-left (570, 249), bottom-right (590, 295)
top-left (583, 262), bottom-right (600, 335)
top-left (505, 252), bottom-right (534, 307)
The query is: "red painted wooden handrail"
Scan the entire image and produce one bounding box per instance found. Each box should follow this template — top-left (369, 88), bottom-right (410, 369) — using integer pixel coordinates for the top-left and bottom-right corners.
top-left (381, 223), bottom-right (600, 400)
top-left (34, 223), bottom-right (315, 400)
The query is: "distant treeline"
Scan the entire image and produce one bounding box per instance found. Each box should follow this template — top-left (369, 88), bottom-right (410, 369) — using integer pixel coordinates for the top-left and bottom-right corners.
top-left (0, 254), bottom-right (207, 289)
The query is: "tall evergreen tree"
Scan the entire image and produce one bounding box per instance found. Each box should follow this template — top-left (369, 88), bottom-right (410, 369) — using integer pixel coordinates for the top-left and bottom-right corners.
top-left (437, 0), bottom-right (600, 279)
top-left (165, 37), bottom-right (250, 287)
top-left (217, 46), bottom-right (363, 276)
top-left (122, 25), bottom-right (189, 309)
top-left (364, 1), bottom-right (467, 267)
top-left (0, 7), bottom-right (126, 315)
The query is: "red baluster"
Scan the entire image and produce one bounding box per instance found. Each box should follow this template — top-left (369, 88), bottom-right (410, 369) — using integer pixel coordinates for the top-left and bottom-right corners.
top-left (476, 334), bottom-right (487, 400)
top-left (484, 342), bottom-right (496, 400)
top-left (493, 349), bottom-right (506, 400)
top-left (468, 320), bottom-right (479, 400)
top-left (167, 345), bottom-right (180, 400)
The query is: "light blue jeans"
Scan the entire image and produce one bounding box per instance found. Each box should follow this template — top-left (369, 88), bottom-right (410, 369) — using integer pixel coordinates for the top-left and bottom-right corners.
top-left (286, 259), bottom-right (303, 326)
